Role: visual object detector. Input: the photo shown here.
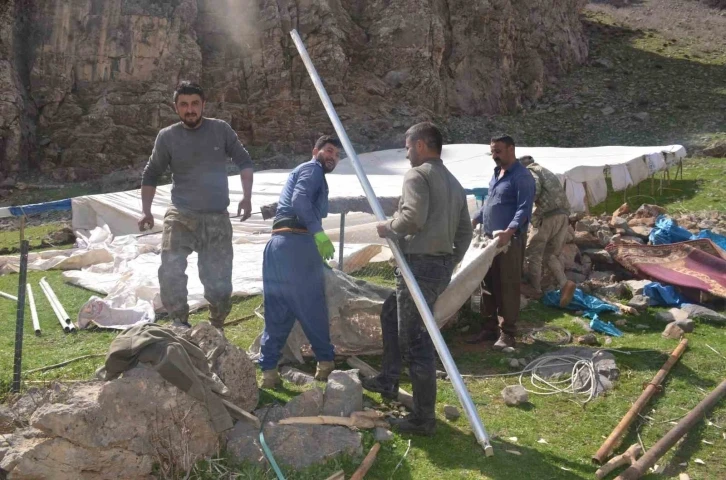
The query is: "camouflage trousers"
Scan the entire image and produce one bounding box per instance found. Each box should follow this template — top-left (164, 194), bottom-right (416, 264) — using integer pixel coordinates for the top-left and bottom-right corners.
top-left (525, 213), bottom-right (569, 292)
top-left (159, 206), bottom-right (233, 327)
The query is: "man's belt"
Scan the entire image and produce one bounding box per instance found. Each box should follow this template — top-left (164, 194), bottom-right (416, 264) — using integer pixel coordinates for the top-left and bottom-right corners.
top-left (272, 216), bottom-right (308, 234)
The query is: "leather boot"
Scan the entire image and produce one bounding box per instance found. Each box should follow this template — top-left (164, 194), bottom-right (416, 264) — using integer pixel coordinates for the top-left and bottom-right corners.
top-left (315, 361), bottom-right (335, 381)
top-left (389, 414), bottom-right (436, 436)
top-left (260, 369), bottom-right (281, 389)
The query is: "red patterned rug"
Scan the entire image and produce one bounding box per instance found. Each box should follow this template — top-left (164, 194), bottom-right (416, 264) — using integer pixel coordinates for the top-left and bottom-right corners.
top-left (607, 239), bottom-right (726, 299)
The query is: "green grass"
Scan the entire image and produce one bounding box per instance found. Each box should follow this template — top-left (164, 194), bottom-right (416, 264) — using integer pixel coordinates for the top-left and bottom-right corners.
top-left (0, 222), bottom-right (75, 254)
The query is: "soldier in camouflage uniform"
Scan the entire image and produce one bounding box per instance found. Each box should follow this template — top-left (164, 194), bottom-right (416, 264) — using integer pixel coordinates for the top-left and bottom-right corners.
top-left (519, 156), bottom-right (576, 307)
top-left (138, 82), bottom-right (254, 328)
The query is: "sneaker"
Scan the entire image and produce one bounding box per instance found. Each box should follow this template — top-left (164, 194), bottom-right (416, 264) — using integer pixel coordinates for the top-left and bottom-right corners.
top-left (492, 333), bottom-right (516, 350)
top-left (314, 361), bottom-right (335, 381)
top-left (388, 414), bottom-right (436, 436)
top-left (559, 280), bottom-right (577, 308)
top-left (260, 369), bottom-right (281, 389)
top-left (361, 376), bottom-right (398, 401)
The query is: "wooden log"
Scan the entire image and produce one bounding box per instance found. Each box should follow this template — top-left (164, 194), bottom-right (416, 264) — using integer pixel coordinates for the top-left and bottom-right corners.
top-left (350, 443), bottom-right (381, 480)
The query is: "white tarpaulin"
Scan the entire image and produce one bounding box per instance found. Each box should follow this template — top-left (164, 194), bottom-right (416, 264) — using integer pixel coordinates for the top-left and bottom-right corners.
top-left (71, 144), bottom-right (687, 235)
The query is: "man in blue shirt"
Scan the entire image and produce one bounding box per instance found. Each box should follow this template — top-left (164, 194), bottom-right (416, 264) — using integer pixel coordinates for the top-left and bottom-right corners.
top-left (258, 136), bottom-right (342, 388)
top-left (470, 135), bottom-right (535, 349)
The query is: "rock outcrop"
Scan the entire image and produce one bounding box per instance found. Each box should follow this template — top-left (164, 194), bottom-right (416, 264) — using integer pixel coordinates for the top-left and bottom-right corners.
top-left (0, 0), bottom-right (588, 180)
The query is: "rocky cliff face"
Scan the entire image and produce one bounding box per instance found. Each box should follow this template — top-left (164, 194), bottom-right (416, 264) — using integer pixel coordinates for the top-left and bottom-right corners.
top-left (0, 0), bottom-right (587, 182)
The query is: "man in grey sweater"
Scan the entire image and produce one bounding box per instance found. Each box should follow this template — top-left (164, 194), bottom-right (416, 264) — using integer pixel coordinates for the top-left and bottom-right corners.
top-left (363, 122), bottom-right (472, 436)
top-left (138, 81), bottom-right (254, 329)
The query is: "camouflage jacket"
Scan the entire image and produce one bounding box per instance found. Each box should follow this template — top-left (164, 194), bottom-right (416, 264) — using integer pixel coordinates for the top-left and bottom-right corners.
top-left (526, 162), bottom-right (570, 226)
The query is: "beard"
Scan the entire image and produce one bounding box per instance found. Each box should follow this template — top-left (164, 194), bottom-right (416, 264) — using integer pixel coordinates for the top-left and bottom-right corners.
top-left (317, 152), bottom-right (337, 173)
top-left (180, 112), bottom-right (203, 128)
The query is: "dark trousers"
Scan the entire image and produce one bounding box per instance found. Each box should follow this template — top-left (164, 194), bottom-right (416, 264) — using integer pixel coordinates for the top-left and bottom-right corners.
top-left (481, 234), bottom-right (525, 336)
top-left (378, 255), bottom-right (454, 420)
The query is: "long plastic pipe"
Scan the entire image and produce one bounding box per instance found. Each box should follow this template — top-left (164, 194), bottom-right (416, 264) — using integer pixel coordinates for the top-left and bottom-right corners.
top-left (0, 290), bottom-right (18, 301)
top-left (26, 283), bottom-right (41, 336)
top-left (593, 338), bottom-right (688, 464)
top-left (40, 277), bottom-right (73, 330)
top-left (290, 29), bottom-right (493, 456)
top-left (39, 280), bottom-right (70, 333)
top-left (616, 378), bottom-right (726, 480)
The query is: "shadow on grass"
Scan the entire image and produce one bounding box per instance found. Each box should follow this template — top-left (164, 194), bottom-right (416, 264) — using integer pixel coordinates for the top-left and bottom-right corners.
top-left (403, 427), bottom-right (587, 479)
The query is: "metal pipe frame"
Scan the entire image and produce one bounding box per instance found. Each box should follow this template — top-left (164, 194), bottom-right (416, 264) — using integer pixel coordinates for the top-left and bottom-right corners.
top-left (290, 29), bottom-right (493, 456)
top-left (27, 283), bottom-right (41, 336)
top-left (338, 211), bottom-right (346, 270)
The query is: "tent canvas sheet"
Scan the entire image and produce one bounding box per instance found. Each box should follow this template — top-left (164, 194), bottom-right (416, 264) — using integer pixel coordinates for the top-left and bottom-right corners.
top-left (71, 143), bottom-right (687, 239)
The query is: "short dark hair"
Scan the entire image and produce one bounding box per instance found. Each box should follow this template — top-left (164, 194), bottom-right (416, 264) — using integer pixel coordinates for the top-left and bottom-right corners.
top-left (491, 134), bottom-right (515, 147)
top-left (174, 81), bottom-right (205, 104)
top-left (405, 122), bottom-right (443, 154)
top-left (314, 135), bottom-right (342, 151)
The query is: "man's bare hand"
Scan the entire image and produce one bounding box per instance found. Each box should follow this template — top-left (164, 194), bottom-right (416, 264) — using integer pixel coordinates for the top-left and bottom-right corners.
top-left (237, 197), bottom-right (252, 221)
top-left (496, 228), bottom-right (514, 247)
top-left (376, 222), bottom-right (389, 239)
top-left (471, 218), bottom-right (480, 229)
top-left (138, 213), bottom-right (154, 232)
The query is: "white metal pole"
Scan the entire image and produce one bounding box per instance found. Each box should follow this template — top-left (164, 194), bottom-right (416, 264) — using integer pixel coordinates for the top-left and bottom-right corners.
top-left (290, 29), bottom-right (493, 455)
top-left (27, 283), bottom-right (41, 336)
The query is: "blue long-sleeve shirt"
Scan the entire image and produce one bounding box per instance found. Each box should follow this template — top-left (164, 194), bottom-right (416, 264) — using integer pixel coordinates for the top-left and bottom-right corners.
top-left (473, 160), bottom-right (535, 236)
top-left (275, 158), bottom-right (329, 234)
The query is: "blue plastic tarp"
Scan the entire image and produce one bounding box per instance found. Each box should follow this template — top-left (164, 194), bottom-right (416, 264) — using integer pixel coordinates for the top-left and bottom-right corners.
top-left (643, 282), bottom-right (684, 306)
top-left (649, 215), bottom-right (693, 245)
top-left (542, 288), bottom-right (620, 315)
top-left (6, 199), bottom-right (72, 217)
top-left (695, 230), bottom-right (726, 251)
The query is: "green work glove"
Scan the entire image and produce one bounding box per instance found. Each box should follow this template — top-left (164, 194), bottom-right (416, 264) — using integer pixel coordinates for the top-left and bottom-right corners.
top-left (314, 231), bottom-right (335, 261)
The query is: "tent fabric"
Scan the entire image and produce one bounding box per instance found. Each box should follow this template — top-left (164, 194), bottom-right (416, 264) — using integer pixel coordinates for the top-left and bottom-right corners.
top-left (586, 176), bottom-right (608, 206)
top-left (610, 164), bottom-right (634, 192)
top-left (70, 144), bottom-right (687, 235)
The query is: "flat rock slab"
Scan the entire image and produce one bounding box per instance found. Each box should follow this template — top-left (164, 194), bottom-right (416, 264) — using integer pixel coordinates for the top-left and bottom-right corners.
top-left (227, 421), bottom-right (362, 470)
top-left (657, 308), bottom-right (689, 323)
top-left (530, 347), bottom-right (619, 397)
top-left (680, 304), bottom-right (726, 323)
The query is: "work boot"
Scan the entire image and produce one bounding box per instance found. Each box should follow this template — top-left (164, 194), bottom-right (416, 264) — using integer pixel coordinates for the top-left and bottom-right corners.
top-left (171, 319), bottom-right (192, 329)
top-left (260, 369), bottom-right (281, 389)
top-left (465, 329), bottom-right (499, 344)
top-left (492, 333), bottom-right (516, 350)
top-left (388, 414), bottom-right (436, 436)
top-left (314, 361), bottom-right (335, 381)
top-left (559, 280), bottom-right (577, 308)
top-left (361, 376), bottom-right (398, 401)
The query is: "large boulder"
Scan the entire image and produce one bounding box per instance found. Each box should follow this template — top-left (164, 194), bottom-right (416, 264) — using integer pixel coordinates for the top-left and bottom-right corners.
top-left (1, 366), bottom-right (221, 479)
top-left (227, 385), bottom-right (363, 470)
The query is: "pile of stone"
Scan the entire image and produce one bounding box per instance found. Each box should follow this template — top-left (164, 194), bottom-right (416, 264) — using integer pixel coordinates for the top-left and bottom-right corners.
top-left (552, 204), bottom-right (726, 301)
top-left (0, 323), bottom-right (378, 479)
top-left (0, 323), bottom-right (260, 479)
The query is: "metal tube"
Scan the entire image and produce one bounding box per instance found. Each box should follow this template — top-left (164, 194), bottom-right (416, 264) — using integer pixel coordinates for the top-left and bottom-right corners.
top-left (0, 290), bottom-right (18, 301)
top-left (615, 378), bottom-right (726, 480)
top-left (12, 240), bottom-right (29, 393)
top-left (593, 338), bottom-right (688, 464)
top-left (39, 280), bottom-right (70, 333)
top-left (27, 283), bottom-right (41, 336)
top-left (338, 211), bottom-right (346, 270)
top-left (290, 29), bottom-right (493, 455)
